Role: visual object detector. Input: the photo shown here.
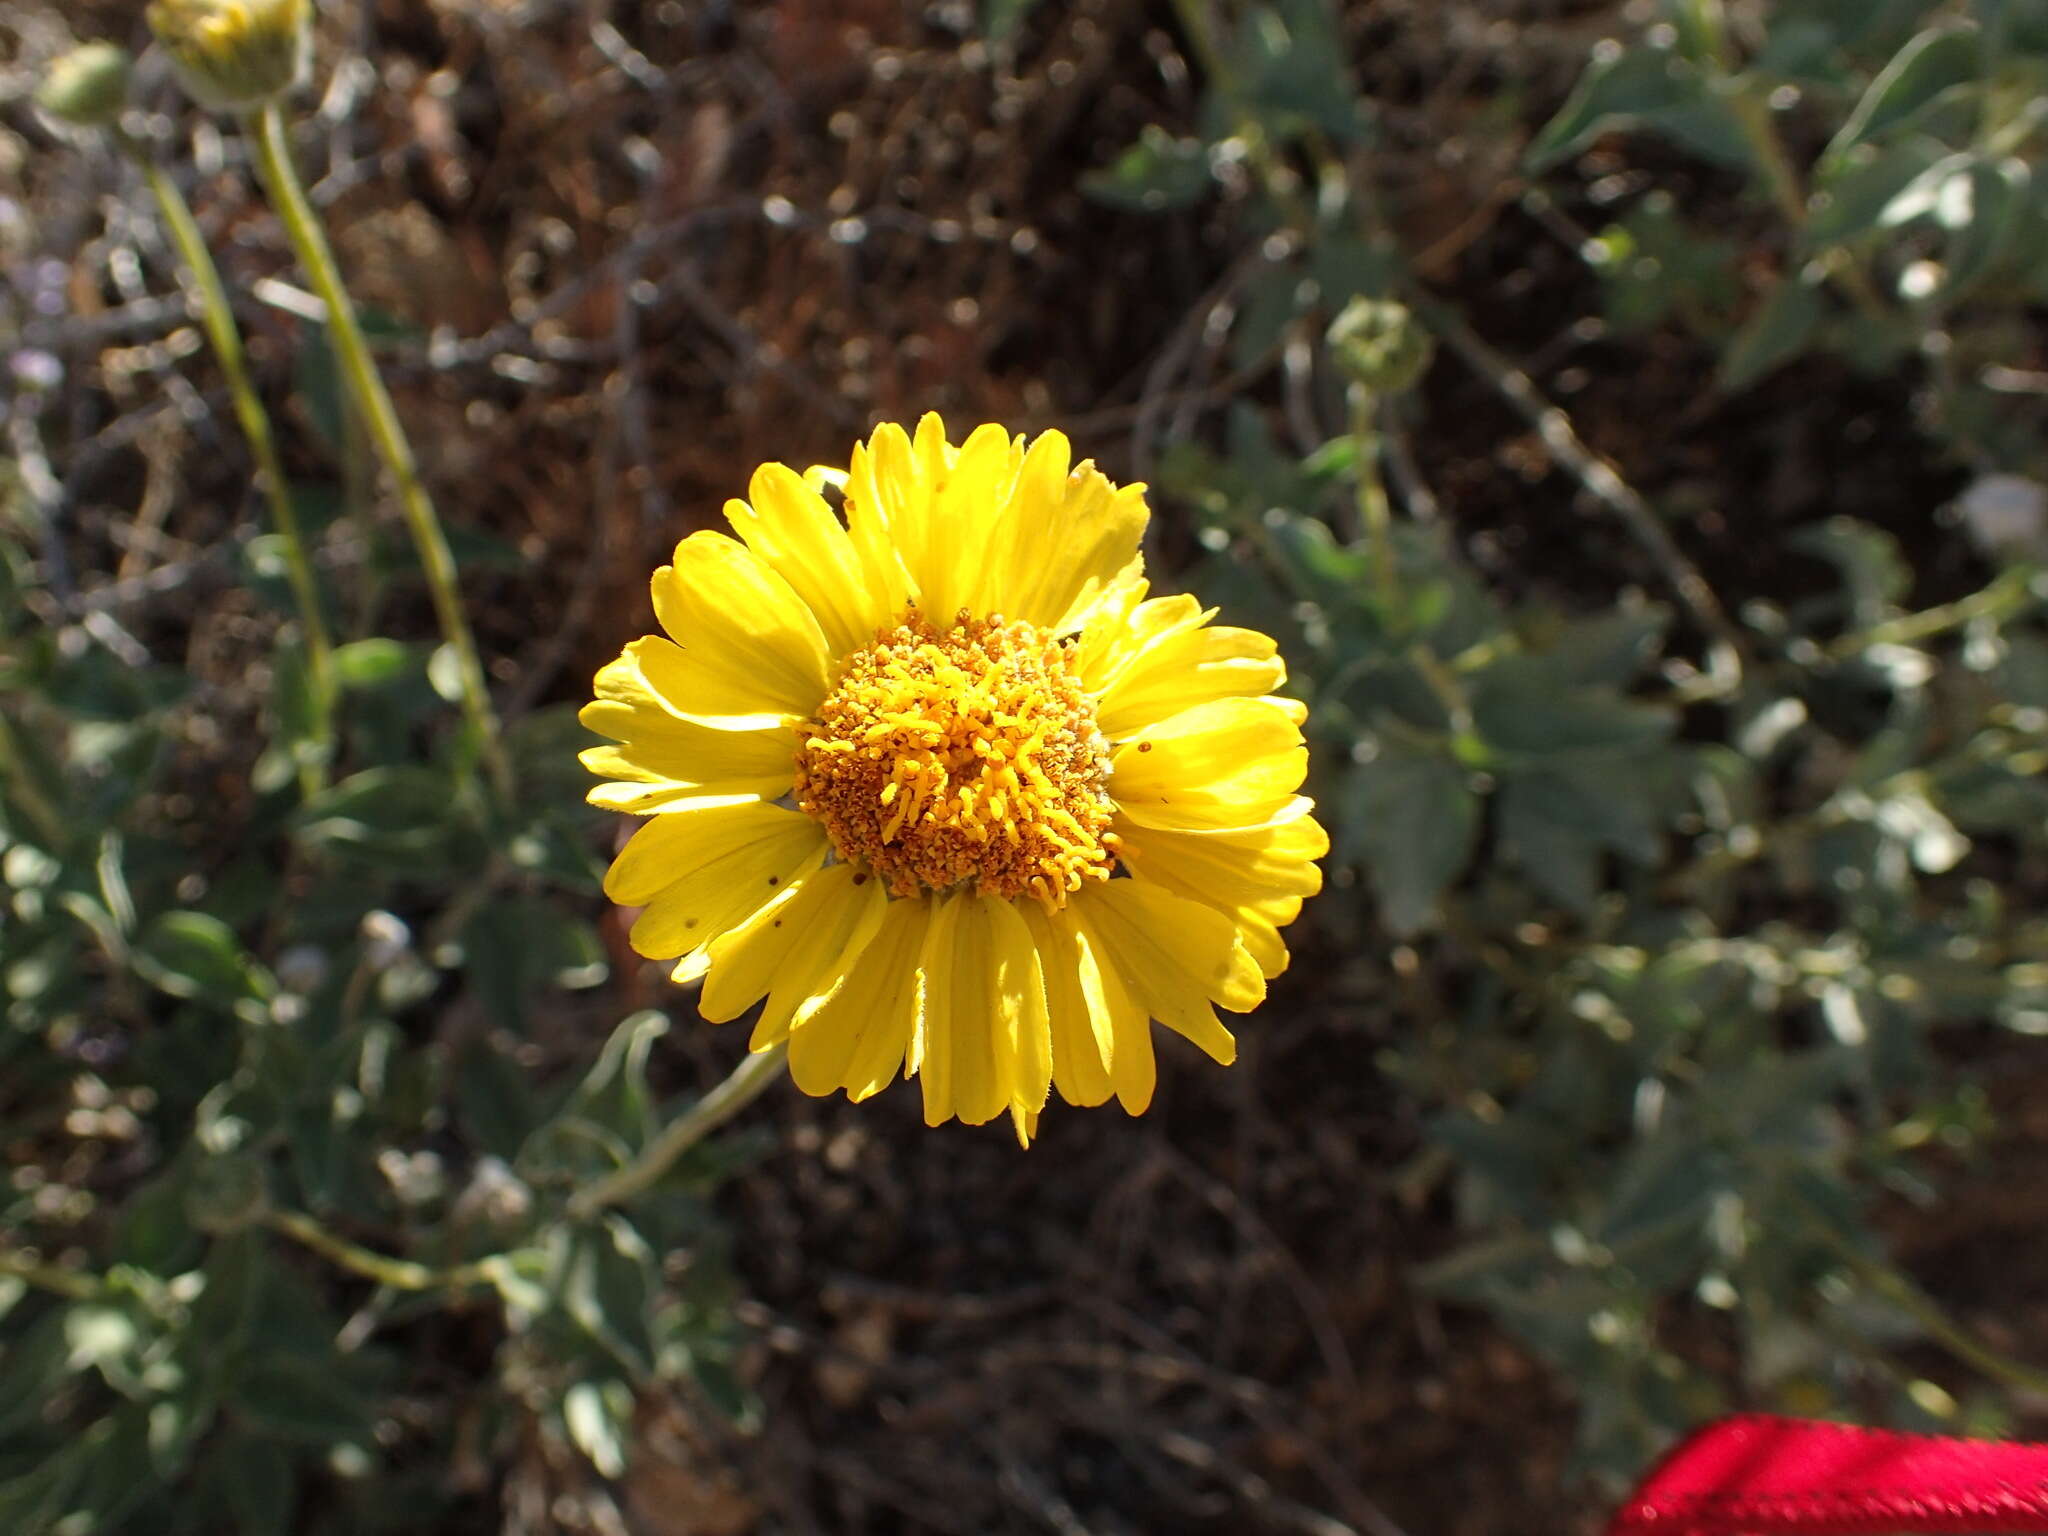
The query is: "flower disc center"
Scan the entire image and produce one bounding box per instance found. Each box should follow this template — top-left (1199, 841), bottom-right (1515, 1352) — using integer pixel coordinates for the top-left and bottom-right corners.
top-left (795, 612), bottom-right (1117, 907)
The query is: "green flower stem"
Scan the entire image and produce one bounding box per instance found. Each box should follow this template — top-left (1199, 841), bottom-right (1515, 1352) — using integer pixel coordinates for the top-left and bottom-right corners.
top-left (1824, 1230), bottom-right (2048, 1400)
top-left (1406, 643), bottom-right (1475, 739)
top-left (0, 1248), bottom-right (105, 1300)
top-left (1828, 564), bottom-right (2042, 660)
top-left (569, 1043), bottom-right (789, 1219)
top-left (1411, 294), bottom-right (1747, 691)
top-left (1348, 389), bottom-right (1399, 613)
top-left (120, 131), bottom-right (334, 796)
top-left (245, 99), bottom-right (511, 801)
top-left (263, 1208), bottom-right (493, 1292)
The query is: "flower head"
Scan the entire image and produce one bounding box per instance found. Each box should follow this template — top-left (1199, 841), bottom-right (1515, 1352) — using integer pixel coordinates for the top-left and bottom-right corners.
top-left (583, 416), bottom-right (1324, 1143)
top-left (36, 42), bottom-right (134, 129)
top-left (1327, 296), bottom-right (1434, 396)
top-left (146, 0), bottom-right (308, 111)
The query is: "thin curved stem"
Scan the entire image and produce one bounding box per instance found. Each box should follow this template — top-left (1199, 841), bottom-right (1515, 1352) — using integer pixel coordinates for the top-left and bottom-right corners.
top-left (1828, 564), bottom-right (2041, 660)
top-left (0, 1248), bottom-right (105, 1300)
top-left (569, 1044), bottom-right (789, 1219)
top-left (123, 132), bottom-right (334, 795)
top-left (245, 99), bottom-right (510, 801)
top-left (1842, 1240), bottom-right (2048, 1400)
top-left (264, 1208), bottom-right (494, 1292)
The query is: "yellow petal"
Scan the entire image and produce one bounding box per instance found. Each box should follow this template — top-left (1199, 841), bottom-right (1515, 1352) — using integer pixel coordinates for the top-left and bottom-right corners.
top-left (1117, 809), bottom-right (1323, 981)
top-left (605, 802), bottom-right (825, 951)
top-left (787, 893), bottom-right (928, 1100)
top-left (914, 410), bottom-right (952, 476)
top-left (976, 428), bottom-right (1071, 618)
top-left (844, 414), bottom-right (956, 614)
top-left (1095, 625), bottom-right (1288, 740)
top-left (1074, 880), bottom-right (1264, 1065)
top-left (1109, 994), bottom-right (1156, 1111)
top-left (699, 863), bottom-right (886, 1029)
top-left (915, 422), bottom-right (1018, 623)
top-left (1075, 592), bottom-right (1203, 693)
top-left (603, 801), bottom-right (796, 905)
top-left (1019, 902), bottom-right (1115, 1108)
top-left (965, 431), bottom-right (1154, 636)
top-left (843, 426), bottom-right (919, 610)
top-left (1027, 472), bottom-right (1151, 633)
top-left (988, 896), bottom-right (1053, 1132)
top-left (1067, 898), bottom-right (1157, 1113)
top-left (649, 531), bottom-right (830, 719)
top-left (1113, 805), bottom-right (1327, 908)
top-left (578, 708), bottom-right (794, 811)
top-left (724, 463), bottom-right (890, 659)
top-left (593, 636), bottom-right (797, 732)
top-left (1068, 576), bottom-right (1149, 690)
top-left (1109, 697), bottom-right (1308, 830)
top-left (914, 893), bottom-right (981, 1126)
top-left (914, 890), bottom-right (1047, 1128)
top-left (632, 843), bottom-right (827, 959)
top-left (586, 780), bottom-right (767, 814)
top-left (630, 841), bottom-right (827, 957)
top-left (1234, 894), bottom-right (1304, 979)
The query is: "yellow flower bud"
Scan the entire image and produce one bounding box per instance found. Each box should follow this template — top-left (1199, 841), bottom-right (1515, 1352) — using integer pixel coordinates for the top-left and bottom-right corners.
top-left (146, 0), bottom-right (310, 112)
top-left (35, 42), bottom-right (134, 129)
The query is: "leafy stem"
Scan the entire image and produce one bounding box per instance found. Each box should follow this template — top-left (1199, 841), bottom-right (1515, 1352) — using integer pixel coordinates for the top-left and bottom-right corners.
top-left (1349, 387), bottom-right (1399, 613)
top-left (0, 1248), bottom-right (105, 1300)
top-left (568, 1043), bottom-right (790, 1219)
top-left (1827, 564), bottom-right (2043, 660)
top-left (245, 99), bottom-right (512, 803)
top-left (263, 1208), bottom-right (497, 1294)
top-left (1695, 0), bottom-right (1895, 330)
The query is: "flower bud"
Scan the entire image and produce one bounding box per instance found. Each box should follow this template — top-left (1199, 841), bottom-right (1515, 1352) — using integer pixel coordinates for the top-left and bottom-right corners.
top-left (1327, 296), bottom-right (1435, 397)
top-left (146, 0), bottom-right (309, 112)
top-left (36, 42), bottom-right (134, 129)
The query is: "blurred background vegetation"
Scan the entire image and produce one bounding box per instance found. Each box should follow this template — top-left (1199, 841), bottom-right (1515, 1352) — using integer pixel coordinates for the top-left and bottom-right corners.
top-left (6, 0), bottom-right (2048, 1532)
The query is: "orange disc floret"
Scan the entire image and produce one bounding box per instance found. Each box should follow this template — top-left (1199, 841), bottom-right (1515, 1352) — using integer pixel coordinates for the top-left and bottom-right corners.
top-left (794, 610), bottom-right (1118, 908)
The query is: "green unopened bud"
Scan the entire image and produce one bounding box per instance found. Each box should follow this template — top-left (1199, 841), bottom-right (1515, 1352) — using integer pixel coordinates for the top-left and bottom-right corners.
top-left (1327, 296), bottom-right (1435, 397)
top-left (147, 0), bottom-right (309, 112)
top-left (36, 42), bottom-right (134, 129)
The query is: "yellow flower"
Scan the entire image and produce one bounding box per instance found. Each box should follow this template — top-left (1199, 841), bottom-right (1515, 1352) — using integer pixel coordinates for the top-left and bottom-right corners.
top-left (146, 0), bottom-right (308, 112)
top-left (583, 416), bottom-right (1325, 1143)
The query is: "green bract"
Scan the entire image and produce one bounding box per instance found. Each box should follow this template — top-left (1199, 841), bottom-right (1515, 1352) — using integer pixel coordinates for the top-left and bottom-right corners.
top-left (35, 42), bottom-right (133, 129)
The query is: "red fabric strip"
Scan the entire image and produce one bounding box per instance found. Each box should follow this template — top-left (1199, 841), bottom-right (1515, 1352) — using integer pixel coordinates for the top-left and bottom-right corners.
top-left (1609, 1415), bottom-right (2048, 1535)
